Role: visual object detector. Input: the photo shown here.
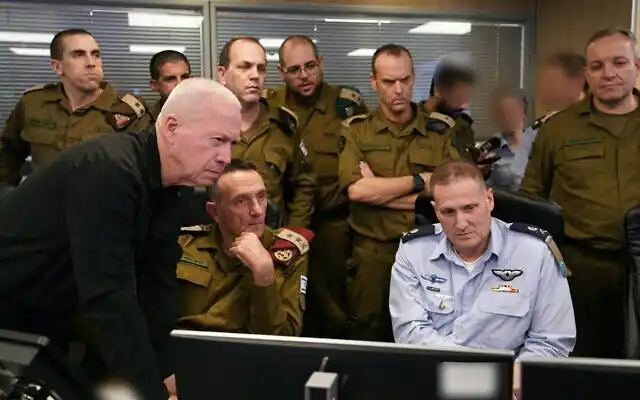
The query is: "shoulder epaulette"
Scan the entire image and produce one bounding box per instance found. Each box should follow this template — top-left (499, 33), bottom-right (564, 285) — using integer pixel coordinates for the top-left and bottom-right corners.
top-left (427, 112), bottom-right (456, 134)
top-left (276, 106), bottom-right (299, 134)
top-left (401, 225), bottom-right (436, 243)
top-left (452, 110), bottom-right (474, 125)
top-left (119, 93), bottom-right (147, 119)
top-left (180, 225), bottom-right (212, 234)
top-left (341, 113), bottom-right (369, 128)
top-left (509, 223), bottom-right (571, 277)
top-left (336, 86), bottom-right (365, 120)
top-left (23, 83), bottom-right (54, 95)
top-left (271, 227), bottom-right (315, 266)
top-left (532, 111), bottom-right (559, 130)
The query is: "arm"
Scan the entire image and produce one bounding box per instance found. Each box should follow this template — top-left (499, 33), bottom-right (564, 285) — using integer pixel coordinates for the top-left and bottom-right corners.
top-left (66, 163), bottom-right (167, 400)
top-left (136, 190), bottom-right (185, 380)
top-left (389, 242), bottom-right (458, 346)
top-left (248, 253), bottom-right (308, 336)
top-left (383, 194), bottom-right (420, 211)
top-left (0, 98), bottom-right (30, 186)
top-left (519, 126), bottom-right (554, 199)
top-left (517, 246), bottom-right (576, 358)
top-left (285, 141), bottom-right (318, 227)
top-left (338, 126), bottom-right (418, 205)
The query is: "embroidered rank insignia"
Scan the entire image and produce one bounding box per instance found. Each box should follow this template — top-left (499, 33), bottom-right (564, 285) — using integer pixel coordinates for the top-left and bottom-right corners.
top-left (492, 269), bottom-right (523, 281)
top-left (113, 113), bottom-right (131, 129)
top-left (509, 223), bottom-right (571, 277)
top-left (401, 225), bottom-right (436, 243)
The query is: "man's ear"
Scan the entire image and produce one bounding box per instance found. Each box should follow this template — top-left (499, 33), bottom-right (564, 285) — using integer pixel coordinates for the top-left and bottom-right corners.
top-left (216, 66), bottom-right (227, 85)
top-left (50, 59), bottom-right (62, 76)
top-left (205, 200), bottom-right (219, 223)
top-left (486, 187), bottom-right (495, 213)
top-left (150, 79), bottom-right (159, 93)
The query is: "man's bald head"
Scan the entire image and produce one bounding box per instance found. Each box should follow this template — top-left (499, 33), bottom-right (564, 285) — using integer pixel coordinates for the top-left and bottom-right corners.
top-left (155, 77), bottom-right (242, 188)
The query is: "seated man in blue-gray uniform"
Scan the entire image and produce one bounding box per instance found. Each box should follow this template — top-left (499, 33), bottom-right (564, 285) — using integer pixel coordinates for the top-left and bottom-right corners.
top-left (389, 161), bottom-right (575, 398)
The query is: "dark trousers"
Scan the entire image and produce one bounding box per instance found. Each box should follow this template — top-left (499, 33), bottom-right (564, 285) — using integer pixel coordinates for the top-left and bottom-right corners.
top-left (564, 243), bottom-right (627, 358)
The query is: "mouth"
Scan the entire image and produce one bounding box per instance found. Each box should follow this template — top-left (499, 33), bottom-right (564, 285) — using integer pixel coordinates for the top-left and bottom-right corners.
top-left (246, 86), bottom-right (260, 92)
top-left (299, 83), bottom-right (314, 91)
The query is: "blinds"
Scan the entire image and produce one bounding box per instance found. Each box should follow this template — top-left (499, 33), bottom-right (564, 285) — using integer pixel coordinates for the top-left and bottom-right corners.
top-left (0, 2), bottom-right (203, 127)
top-left (216, 11), bottom-right (525, 139)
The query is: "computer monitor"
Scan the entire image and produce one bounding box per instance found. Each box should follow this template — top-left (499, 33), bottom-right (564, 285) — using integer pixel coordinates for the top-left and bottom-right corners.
top-left (521, 356), bottom-right (640, 399)
top-left (172, 330), bottom-right (514, 400)
top-left (0, 329), bottom-right (99, 400)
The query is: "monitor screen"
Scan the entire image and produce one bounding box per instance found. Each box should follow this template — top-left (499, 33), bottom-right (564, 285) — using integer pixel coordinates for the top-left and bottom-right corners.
top-left (521, 356), bottom-right (640, 400)
top-left (172, 330), bottom-right (514, 400)
top-left (0, 329), bottom-right (98, 400)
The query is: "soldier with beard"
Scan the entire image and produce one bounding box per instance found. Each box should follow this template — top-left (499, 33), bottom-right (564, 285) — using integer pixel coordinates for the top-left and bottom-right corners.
top-left (264, 35), bottom-right (367, 338)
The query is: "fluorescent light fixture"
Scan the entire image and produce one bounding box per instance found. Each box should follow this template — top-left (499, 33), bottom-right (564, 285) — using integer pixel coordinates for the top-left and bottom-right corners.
top-left (347, 48), bottom-right (376, 57)
top-left (266, 52), bottom-right (279, 61)
top-left (10, 47), bottom-right (49, 56)
top-left (409, 21), bottom-right (471, 35)
top-left (127, 12), bottom-right (203, 28)
top-left (0, 32), bottom-right (54, 43)
top-left (129, 45), bottom-right (186, 55)
top-left (259, 37), bottom-right (317, 49)
top-left (325, 18), bottom-right (391, 24)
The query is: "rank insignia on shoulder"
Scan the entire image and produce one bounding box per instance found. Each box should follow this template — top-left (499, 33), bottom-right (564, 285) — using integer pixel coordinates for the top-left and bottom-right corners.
top-left (336, 86), bottom-right (365, 120)
top-left (274, 249), bottom-right (293, 262)
top-left (23, 83), bottom-right (53, 94)
top-left (531, 110), bottom-right (559, 130)
top-left (119, 93), bottom-right (147, 118)
top-left (271, 227), bottom-right (314, 266)
top-left (341, 113), bottom-right (369, 128)
top-left (277, 106), bottom-right (299, 133)
top-left (509, 223), bottom-right (571, 278)
top-left (401, 225), bottom-right (436, 243)
top-left (180, 225), bottom-right (212, 233)
top-left (427, 112), bottom-right (455, 134)
top-left (113, 113), bottom-right (131, 129)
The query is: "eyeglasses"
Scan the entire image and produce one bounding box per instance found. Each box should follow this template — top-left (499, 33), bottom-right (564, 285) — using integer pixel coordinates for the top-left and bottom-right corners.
top-left (284, 60), bottom-right (319, 76)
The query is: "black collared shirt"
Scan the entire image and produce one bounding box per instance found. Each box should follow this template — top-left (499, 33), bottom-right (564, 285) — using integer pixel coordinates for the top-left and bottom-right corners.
top-left (0, 127), bottom-right (186, 400)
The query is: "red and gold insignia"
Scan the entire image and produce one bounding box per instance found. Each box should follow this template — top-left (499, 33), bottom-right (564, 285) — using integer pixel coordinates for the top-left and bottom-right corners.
top-left (113, 113), bottom-right (131, 129)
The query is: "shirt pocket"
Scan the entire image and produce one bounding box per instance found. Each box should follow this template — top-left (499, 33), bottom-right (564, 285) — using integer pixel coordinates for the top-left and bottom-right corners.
top-left (361, 142), bottom-right (394, 176)
top-left (477, 290), bottom-right (531, 349)
top-left (263, 149), bottom-right (287, 184)
top-left (561, 143), bottom-right (605, 176)
top-left (313, 134), bottom-right (339, 181)
top-left (408, 146), bottom-right (439, 174)
top-left (177, 263), bottom-right (212, 317)
top-left (21, 127), bottom-right (58, 164)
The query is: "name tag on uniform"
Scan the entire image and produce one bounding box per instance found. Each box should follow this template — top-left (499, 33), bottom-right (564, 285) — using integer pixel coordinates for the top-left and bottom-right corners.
top-left (300, 276), bottom-right (308, 294)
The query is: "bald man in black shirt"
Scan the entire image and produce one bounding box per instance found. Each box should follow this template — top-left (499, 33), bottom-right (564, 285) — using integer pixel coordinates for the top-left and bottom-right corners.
top-left (0, 78), bottom-right (242, 399)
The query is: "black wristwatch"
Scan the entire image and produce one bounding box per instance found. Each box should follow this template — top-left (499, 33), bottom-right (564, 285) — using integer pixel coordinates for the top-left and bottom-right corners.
top-left (412, 173), bottom-right (425, 194)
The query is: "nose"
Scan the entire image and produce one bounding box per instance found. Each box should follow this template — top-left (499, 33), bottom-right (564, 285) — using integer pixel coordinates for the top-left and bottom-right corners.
top-left (85, 54), bottom-right (96, 68)
top-left (454, 213), bottom-right (468, 231)
top-left (248, 66), bottom-right (260, 80)
top-left (248, 198), bottom-right (263, 217)
top-left (602, 63), bottom-right (616, 78)
top-left (393, 81), bottom-right (403, 94)
top-left (299, 67), bottom-right (310, 79)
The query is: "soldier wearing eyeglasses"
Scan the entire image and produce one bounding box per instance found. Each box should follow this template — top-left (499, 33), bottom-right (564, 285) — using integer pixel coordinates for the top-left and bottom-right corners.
top-left (264, 35), bottom-right (367, 339)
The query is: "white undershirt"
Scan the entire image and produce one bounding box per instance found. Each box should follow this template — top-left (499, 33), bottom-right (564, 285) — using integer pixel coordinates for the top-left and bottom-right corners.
top-left (453, 247), bottom-right (481, 272)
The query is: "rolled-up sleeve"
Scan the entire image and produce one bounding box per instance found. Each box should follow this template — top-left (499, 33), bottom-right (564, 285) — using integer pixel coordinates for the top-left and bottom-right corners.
top-left (518, 246), bottom-right (576, 358)
top-left (389, 242), bottom-right (459, 347)
top-left (65, 162), bottom-right (167, 400)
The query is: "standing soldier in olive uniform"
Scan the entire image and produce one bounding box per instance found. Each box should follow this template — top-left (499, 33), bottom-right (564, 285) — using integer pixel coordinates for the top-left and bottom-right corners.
top-left (422, 61), bottom-right (477, 161)
top-left (177, 160), bottom-right (312, 335)
top-left (218, 37), bottom-right (316, 229)
top-left (520, 28), bottom-right (640, 359)
top-left (149, 50), bottom-right (192, 121)
top-left (339, 44), bottom-right (459, 341)
top-left (0, 28), bottom-right (151, 187)
top-left (264, 35), bottom-right (367, 338)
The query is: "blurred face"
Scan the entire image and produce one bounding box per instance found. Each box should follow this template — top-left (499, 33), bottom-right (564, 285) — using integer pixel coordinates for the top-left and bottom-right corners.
top-left (585, 34), bottom-right (640, 107)
top-left (151, 60), bottom-right (191, 99)
top-left (207, 170), bottom-right (267, 238)
top-left (438, 82), bottom-right (474, 110)
top-left (537, 65), bottom-right (583, 110)
top-left (278, 41), bottom-right (323, 97)
top-left (162, 108), bottom-right (241, 186)
top-left (492, 96), bottom-right (525, 134)
top-left (50, 34), bottom-right (103, 93)
top-left (217, 40), bottom-right (266, 105)
top-left (432, 177), bottom-right (494, 258)
top-left (371, 52), bottom-right (414, 115)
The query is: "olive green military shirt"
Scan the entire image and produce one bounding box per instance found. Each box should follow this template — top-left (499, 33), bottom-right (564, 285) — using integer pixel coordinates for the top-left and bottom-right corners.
top-left (232, 100), bottom-right (317, 227)
top-left (176, 224), bottom-right (311, 336)
top-left (149, 99), bottom-right (165, 122)
top-left (265, 83), bottom-right (367, 215)
top-left (0, 82), bottom-right (151, 185)
top-left (338, 106), bottom-right (459, 241)
top-left (420, 100), bottom-right (476, 162)
top-left (520, 91), bottom-right (640, 250)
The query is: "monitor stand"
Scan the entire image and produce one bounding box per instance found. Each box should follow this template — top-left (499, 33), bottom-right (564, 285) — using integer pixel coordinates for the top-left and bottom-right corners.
top-left (304, 356), bottom-right (340, 400)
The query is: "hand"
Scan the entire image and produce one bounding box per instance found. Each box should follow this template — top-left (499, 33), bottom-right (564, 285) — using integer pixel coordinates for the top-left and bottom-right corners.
top-left (359, 161), bottom-right (374, 178)
top-left (164, 374), bottom-right (177, 397)
top-left (512, 362), bottom-right (521, 400)
top-left (230, 232), bottom-right (275, 286)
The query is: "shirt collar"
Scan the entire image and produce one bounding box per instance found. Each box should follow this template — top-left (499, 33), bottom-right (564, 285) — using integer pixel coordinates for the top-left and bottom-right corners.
top-left (372, 103), bottom-right (427, 136)
top-left (428, 218), bottom-right (504, 263)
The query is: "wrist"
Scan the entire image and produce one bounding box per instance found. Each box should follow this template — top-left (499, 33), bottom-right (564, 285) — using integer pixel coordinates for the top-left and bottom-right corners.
top-left (412, 173), bottom-right (426, 194)
top-left (251, 258), bottom-right (276, 286)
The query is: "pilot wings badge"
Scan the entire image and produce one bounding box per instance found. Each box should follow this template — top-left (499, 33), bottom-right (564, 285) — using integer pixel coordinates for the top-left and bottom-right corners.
top-left (491, 269), bottom-right (523, 282)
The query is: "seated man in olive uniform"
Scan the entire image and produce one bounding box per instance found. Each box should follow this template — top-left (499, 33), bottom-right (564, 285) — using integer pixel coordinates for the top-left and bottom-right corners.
top-left (176, 160), bottom-right (313, 336)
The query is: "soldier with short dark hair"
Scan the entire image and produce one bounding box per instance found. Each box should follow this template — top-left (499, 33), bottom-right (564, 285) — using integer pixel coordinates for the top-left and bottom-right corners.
top-left (0, 28), bottom-right (151, 187)
top-left (149, 50), bottom-right (191, 120)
